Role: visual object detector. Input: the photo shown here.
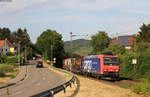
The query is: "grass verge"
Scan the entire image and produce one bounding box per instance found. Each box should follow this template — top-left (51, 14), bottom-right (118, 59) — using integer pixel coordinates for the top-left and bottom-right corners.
top-left (0, 64), bottom-right (19, 83)
top-left (132, 81), bottom-right (150, 97)
top-left (119, 79), bottom-right (150, 97)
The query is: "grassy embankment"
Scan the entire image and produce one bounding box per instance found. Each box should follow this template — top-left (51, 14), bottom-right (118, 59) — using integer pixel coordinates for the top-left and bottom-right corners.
top-left (0, 56), bottom-right (19, 83)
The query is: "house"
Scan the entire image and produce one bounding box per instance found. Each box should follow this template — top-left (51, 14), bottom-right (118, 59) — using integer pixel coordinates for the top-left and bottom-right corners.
top-left (109, 35), bottom-right (136, 49)
top-left (0, 39), bottom-right (15, 55)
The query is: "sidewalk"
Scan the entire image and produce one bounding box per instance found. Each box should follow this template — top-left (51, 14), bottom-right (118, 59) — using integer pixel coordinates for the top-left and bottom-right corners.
top-left (0, 65), bottom-right (27, 89)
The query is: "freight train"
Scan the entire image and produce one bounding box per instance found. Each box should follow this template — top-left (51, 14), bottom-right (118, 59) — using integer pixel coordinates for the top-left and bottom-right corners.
top-left (63, 54), bottom-right (120, 79)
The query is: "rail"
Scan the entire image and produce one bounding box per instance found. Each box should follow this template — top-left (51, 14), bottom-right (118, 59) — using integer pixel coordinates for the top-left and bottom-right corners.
top-left (30, 67), bottom-right (76, 97)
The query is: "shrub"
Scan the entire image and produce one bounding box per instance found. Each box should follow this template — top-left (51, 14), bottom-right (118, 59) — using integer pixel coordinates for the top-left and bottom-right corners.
top-left (6, 56), bottom-right (18, 64)
top-left (105, 44), bottom-right (126, 55)
top-left (132, 82), bottom-right (150, 96)
top-left (0, 55), bottom-right (7, 63)
top-left (0, 70), bottom-right (5, 77)
top-left (118, 42), bottom-right (150, 79)
top-left (0, 64), bottom-right (14, 73)
top-left (6, 52), bottom-right (15, 56)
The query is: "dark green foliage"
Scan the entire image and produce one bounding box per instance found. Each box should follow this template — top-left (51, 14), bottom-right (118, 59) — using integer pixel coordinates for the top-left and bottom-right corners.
top-left (105, 44), bottom-right (126, 55)
top-left (91, 31), bottom-right (110, 54)
top-left (0, 27), bottom-right (31, 47)
top-left (0, 64), bottom-right (14, 73)
top-left (36, 29), bottom-right (65, 68)
top-left (119, 52), bottom-right (137, 78)
top-left (0, 56), bottom-right (7, 63)
top-left (138, 23), bottom-right (150, 42)
top-left (132, 80), bottom-right (150, 96)
top-left (0, 27), bottom-right (31, 45)
top-left (0, 56), bottom-right (18, 77)
top-left (0, 27), bottom-right (11, 40)
top-left (119, 42), bottom-right (150, 80)
top-left (6, 52), bottom-right (15, 56)
top-left (0, 70), bottom-right (5, 77)
top-left (12, 28), bottom-right (31, 51)
top-left (6, 56), bottom-right (18, 64)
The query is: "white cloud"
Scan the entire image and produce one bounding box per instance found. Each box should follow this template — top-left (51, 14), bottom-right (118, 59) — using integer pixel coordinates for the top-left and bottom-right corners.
top-left (0, 0), bottom-right (48, 14)
top-left (0, 0), bottom-right (133, 14)
top-left (0, 0), bottom-right (150, 42)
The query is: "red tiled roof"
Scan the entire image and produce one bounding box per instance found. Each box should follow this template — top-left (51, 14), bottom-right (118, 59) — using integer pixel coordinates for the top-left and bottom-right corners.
top-left (0, 40), bottom-right (13, 48)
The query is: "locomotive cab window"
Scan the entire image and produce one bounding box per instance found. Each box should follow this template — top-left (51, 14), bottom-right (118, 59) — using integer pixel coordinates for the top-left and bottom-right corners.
top-left (104, 57), bottom-right (119, 65)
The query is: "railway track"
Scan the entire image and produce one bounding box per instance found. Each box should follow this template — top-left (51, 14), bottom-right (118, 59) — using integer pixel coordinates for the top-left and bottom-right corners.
top-left (74, 73), bottom-right (140, 87)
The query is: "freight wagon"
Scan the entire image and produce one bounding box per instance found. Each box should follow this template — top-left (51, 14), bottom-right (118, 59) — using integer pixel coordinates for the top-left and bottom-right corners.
top-left (63, 54), bottom-right (120, 79)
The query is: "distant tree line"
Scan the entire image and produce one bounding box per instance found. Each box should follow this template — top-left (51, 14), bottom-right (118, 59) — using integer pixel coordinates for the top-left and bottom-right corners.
top-left (0, 27), bottom-right (37, 61)
top-left (0, 27), bottom-right (31, 51)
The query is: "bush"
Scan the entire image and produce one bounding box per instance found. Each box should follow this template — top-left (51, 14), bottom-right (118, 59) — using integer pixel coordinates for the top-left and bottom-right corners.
top-left (0, 70), bottom-right (5, 77)
top-left (6, 52), bottom-right (15, 56)
top-left (0, 64), bottom-right (14, 73)
top-left (132, 81), bottom-right (150, 96)
top-left (0, 55), bottom-right (7, 63)
top-left (106, 44), bottom-right (126, 55)
top-left (6, 56), bottom-right (18, 64)
top-left (119, 52), bottom-right (138, 78)
top-left (118, 42), bottom-right (150, 79)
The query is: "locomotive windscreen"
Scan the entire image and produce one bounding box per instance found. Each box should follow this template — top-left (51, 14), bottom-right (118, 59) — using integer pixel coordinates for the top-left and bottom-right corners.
top-left (104, 57), bottom-right (119, 65)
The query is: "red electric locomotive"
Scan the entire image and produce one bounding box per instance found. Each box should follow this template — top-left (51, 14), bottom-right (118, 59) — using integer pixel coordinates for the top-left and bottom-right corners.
top-left (63, 54), bottom-right (120, 79)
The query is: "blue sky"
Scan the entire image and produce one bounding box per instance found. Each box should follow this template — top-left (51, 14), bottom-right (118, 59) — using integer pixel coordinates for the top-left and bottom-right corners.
top-left (0, 0), bottom-right (150, 43)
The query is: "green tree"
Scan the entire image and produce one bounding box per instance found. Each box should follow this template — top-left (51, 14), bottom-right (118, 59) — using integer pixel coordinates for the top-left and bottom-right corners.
top-left (12, 28), bottom-right (31, 51)
top-left (91, 31), bottom-right (110, 54)
top-left (106, 44), bottom-right (126, 55)
top-left (138, 23), bottom-right (150, 42)
top-left (36, 29), bottom-right (65, 68)
top-left (0, 27), bottom-right (11, 40)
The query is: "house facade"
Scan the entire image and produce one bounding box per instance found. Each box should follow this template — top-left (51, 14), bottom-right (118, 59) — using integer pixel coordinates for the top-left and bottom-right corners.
top-left (109, 35), bottom-right (136, 49)
top-left (0, 40), bottom-right (15, 55)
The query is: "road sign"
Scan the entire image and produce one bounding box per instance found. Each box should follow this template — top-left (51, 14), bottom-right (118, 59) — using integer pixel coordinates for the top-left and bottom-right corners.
top-left (132, 59), bottom-right (137, 64)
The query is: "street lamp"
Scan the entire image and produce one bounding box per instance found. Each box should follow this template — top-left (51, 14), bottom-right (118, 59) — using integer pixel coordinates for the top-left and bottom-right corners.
top-left (18, 41), bottom-right (21, 70)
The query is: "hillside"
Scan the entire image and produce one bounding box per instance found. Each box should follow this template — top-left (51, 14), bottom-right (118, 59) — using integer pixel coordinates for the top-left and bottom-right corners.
top-left (64, 39), bottom-right (92, 56)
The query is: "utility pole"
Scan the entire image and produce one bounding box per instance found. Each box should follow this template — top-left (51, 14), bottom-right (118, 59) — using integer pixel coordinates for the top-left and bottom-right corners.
top-left (18, 41), bottom-right (21, 69)
top-left (51, 45), bottom-right (53, 66)
top-left (70, 32), bottom-right (73, 55)
top-left (25, 46), bottom-right (27, 63)
top-left (70, 32), bottom-right (89, 55)
top-left (4, 38), bottom-right (7, 55)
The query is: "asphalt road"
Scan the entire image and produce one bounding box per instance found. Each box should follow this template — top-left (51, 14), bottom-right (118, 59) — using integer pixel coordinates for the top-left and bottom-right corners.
top-left (0, 64), bottom-right (65, 97)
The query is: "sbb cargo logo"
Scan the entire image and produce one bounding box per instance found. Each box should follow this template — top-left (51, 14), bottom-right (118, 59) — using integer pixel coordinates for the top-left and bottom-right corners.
top-left (83, 60), bottom-right (92, 71)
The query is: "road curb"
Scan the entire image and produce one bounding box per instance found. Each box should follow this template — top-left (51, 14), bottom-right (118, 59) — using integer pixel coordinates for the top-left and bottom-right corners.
top-left (0, 65), bottom-right (28, 89)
